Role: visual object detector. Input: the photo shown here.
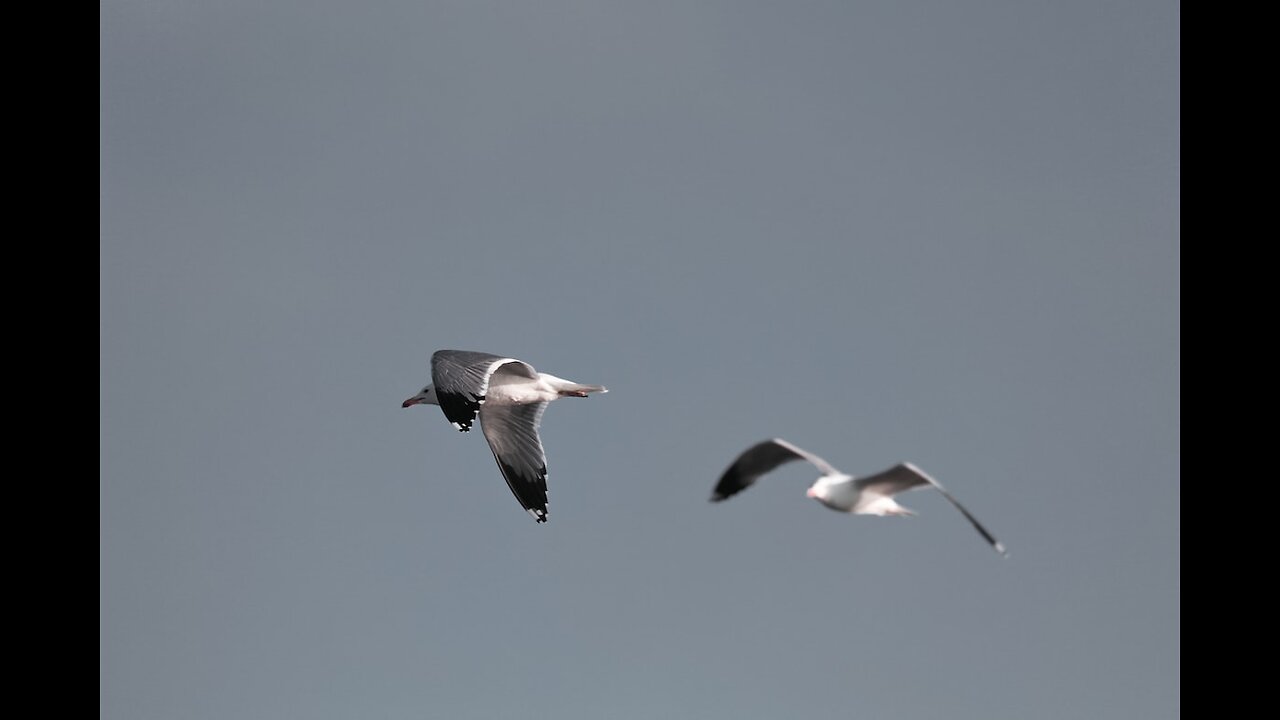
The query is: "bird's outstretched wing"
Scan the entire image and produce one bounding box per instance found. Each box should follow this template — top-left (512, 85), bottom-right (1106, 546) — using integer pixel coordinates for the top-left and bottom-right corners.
top-left (431, 350), bottom-right (537, 432)
top-left (479, 401), bottom-right (550, 523)
top-left (710, 438), bottom-right (842, 502)
top-left (857, 463), bottom-right (1007, 556)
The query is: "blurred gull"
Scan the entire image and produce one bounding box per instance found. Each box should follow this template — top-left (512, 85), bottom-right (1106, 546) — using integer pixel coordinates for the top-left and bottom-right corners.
top-left (711, 438), bottom-right (1007, 556)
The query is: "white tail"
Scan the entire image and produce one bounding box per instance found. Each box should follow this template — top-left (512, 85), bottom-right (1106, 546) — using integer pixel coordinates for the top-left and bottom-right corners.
top-left (541, 374), bottom-right (608, 397)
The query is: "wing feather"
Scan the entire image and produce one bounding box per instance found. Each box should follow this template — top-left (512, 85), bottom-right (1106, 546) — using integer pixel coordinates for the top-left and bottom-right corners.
top-left (431, 350), bottom-right (537, 432)
top-left (478, 401), bottom-right (550, 523)
top-left (710, 438), bottom-right (841, 502)
top-left (858, 463), bottom-right (1007, 555)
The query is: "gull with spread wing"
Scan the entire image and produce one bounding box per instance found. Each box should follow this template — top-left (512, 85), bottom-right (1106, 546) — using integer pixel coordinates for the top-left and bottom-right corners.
top-left (711, 438), bottom-right (1007, 556)
top-left (403, 350), bottom-right (607, 523)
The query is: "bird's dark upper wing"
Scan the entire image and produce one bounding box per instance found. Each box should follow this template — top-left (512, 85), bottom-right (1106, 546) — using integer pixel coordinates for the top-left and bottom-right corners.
top-left (710, 438), bottom-right (839, 502)
top-left (430, 350), bottom-right (537, 432)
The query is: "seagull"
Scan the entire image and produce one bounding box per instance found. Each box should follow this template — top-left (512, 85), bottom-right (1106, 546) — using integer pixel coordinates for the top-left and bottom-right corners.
top-left (711, 438), bottom-right (1007, 555)
top-left (402, 349), bottom-right (608, 523)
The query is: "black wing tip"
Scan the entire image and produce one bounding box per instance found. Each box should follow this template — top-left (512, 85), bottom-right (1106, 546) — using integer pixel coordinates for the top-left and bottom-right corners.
top-left (438, 389), bottom-right (484, 432)
top-left (496, 458), bottom-right (549, 525)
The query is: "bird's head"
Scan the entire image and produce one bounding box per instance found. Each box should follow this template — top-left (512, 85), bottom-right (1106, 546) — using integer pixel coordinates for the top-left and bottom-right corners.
top-left (805, 482), bottom-right (828, 501)
top-left (401, 384), bottom-right (440, 408)
top-left (804, 475), bottom-right (850, 510)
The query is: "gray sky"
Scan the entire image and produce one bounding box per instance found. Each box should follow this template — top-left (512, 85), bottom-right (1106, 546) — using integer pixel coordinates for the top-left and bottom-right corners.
top-left (101, 2), bottom-right (1179, 718)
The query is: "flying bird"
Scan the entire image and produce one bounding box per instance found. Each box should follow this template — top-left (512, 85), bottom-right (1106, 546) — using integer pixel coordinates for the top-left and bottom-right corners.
top-left (711, 438), bottom-right (1007, 555)
top-left (402, 350), bottom-right (607, 523)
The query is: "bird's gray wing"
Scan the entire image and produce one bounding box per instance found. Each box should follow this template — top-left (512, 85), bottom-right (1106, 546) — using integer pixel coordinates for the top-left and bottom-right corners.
top-left (710, 438), bottom-right (842, 502)
top-left (857, 463), bottom-right (1008, 556)
top-left (430, 350), bottom-right (537, 432)
top-left (479, 401), bottom-right (550, 523)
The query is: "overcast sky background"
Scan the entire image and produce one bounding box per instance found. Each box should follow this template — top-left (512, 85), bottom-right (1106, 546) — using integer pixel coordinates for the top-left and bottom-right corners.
top-left (101, 2), bottom-right (1179, 718)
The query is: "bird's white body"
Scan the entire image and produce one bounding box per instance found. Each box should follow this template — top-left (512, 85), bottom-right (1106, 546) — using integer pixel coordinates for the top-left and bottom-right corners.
top-left (485, 373), bottom-right (593, 405)
top-left (807, 474), bottom-right (916, 516)
top-left (406, 373), bottom-right (602, 410)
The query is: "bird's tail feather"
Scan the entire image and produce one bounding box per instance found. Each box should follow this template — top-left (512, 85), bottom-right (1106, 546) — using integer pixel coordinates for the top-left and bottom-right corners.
top-left (542, 374), bottom-right (608, 396)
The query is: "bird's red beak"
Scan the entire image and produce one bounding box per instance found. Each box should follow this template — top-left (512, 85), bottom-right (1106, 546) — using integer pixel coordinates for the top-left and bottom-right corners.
top-left (402, 397), bottom-right (420, 408)
top-left (805, 487), bottom-right (817, 498)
